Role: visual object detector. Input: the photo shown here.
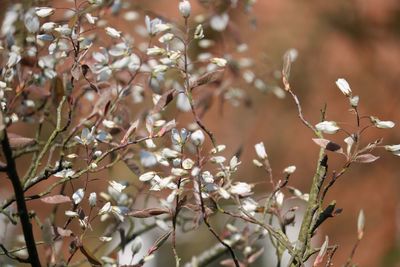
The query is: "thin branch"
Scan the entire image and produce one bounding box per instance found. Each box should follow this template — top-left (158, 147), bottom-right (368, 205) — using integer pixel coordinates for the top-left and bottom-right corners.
top-left (196, 175), bottom-right (240, 267)
top-left (1, 130), bottom-right (41, 266)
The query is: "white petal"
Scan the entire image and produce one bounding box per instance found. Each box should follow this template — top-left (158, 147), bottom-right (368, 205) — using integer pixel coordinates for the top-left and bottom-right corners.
top-left (105, 27), bottom-right (121, 38)
top-left (315, 121), bottom-right (340, 134)
top-left (283, 165), bottom-right (296, 174)
top-left (254, 142), bottom-right (267, 159)
top-left (109, 181), bottom-right (126, 192)
top-left (335, 78), bottom-right (352, 96)
top-left (35, 7), bottom-right (54, 18)
top-left (139, 171), bottom-right (157, 182)
top-left (190, 130), bottom-right (205, 146)
top-left (72, 188), bottom-right (85, 204)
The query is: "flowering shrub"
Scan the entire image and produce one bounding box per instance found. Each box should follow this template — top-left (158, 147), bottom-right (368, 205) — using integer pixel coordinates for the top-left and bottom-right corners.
top-left (0, 1), bottom-right (398, 266)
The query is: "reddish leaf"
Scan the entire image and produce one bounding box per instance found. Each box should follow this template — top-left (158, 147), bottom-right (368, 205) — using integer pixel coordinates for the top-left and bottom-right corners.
top-left (152, 89), bottom-right (177, 114)
top-left (354, 154), bottom-right (380, 163)
top-left (155, 119), bottom-right (176, 137)
top-left (147, 230), bottom-right (172, 255)
top-left (313, 236), bottom-right (329, 266)
top-left (41, 195), bottom-right (71, 204)
top-left (121, 120), bottom-right (139, 144)
top-left (127, 208), bottom-right (170, 218)
top-left (8, 133), bottom-right (35, 148)
top-left (312, 138), bottom-right (343, 153)
top-left (190, 69), bottom-right (223, 89)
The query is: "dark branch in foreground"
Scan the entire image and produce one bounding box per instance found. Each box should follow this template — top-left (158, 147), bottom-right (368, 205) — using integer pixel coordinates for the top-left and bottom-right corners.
top-left (1, 130), bottom-right (41, 267)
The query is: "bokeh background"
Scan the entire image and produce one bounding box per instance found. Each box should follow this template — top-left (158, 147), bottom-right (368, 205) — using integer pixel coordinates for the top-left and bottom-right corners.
top-left (1, 0), bottom-right (400, 266)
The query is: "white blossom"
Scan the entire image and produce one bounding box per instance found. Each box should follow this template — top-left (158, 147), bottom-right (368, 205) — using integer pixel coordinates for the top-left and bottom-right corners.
top-left (179, 0), bottom-right (191, 18)
top-left (275, 191), bottom-right (284, 207)
top-left (131, 237), bottom-right (143, 254)
top-left (182, 158), bottom-right (195, 170)
top-left (199, 40), bottom-right (214, 49)
top-left (85, 13), bottom-right (98, 24)
top-left (147, 46), bottom-right (166, 56)
top-left (210, 145), bottom-right (226, 154)
top-left (171, 168), bottom-right (188, 176)
top-left (254, 142), bottom-right (267, 159)
top-left (335, 78), bottom-right (352, 96)
top-left (230, 156), bottom-right (241, 171)
top-left (72, 188), bottom-right (85, 205)
top-left (152, 64), bottom-right (168, 73)
top-left (35, 7), bottom-right (54, 18)
top-left (159, 33), bottom-right (174, 43)
top-left (344, 136), bottom-right (355, 156)
top-left (201, 171), bottom-right (214, 183)
top-left (283, 165), bottom-right (296, 174)
top-left (315, 121), bottom-right (340, 134)
top-left (41, 22), bottom-right (57, 32)
top-left (7, 52), bottom-right (21, 68)
top-left (370, 117), bottom-right (395, 129)
top-left (242, 198), bottom-right (258, 214)
top-left (210, 156), bottom-right (226, 164)
top-left (89, 192), bottom-right (97, 207)
top-left (253, 159), bottom-right (263, 167)
top-left (191, 130), bottom-right (205, 146)
top-left (111, 206), bottom-right (125, 222)
top-left (218, 187), bottom-right (231, 199)
top-left (99, 236), bottom-right (112, 242)
top-left (102, 119), bottom-right (117, 128)
top-left (54, 25), bottom-right (72, 36)
top-left (98, 202), bottom-right (112, 215)
top-left (161, 148), bottom-right (181, 159)
top-left (385, 145), bottom-right (400, 156)
top-left (350, 95), bottom-right (359, 107)
top-left (230, 182), bottom-right (252, 195)
top-left (54, 169), bottom-right (75, 178)
top-left (109, 181), bottom-right (126, 192)
top-left (210, 13), bottom-right (229, 32)
top-left (145, 16), bottom-right (170, 35)
top-left (139, 171), bottom-right (157, 182)
top-left (176, 93), bottom-right (191, 112)
top-left (171, 128), bottom-right (182, 145)
top-left (65, 211), bottom-right (79, 217)
top-left (385, 144), bottom-right (400, 152)
top-left (105, 27), bottom-right (121, 38)
top-left (140, 150), bottom-right (157, 167)
top-left (124, 11), bottom-right (139, 21)
top-left (194, 24), bottom-right (204, 39)
top-left (154, 23), bottom-right (171, 33)
top-left (210, 57), bottom-right (227, 67)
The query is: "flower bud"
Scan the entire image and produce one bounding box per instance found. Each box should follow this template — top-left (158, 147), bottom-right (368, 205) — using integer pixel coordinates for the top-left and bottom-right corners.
top-left (350, 95), bottom-right (359, 107)
top-left (335, 78), bottom-right (352, 96)
top-left (190, 130), bottom-right (205, 146)
top-left (283, 165), bottom-right (296, 174)
top-left (254, 142), bottom-right (267, 159)
top-left (88, 192), bottom-right (97, 207)
top-left (315, 121), bottom-right (340, 134)
top-left (131, 237), bottom-right (143, 255)
top-left (179, 0), bottom-right (191, 18)
top-left (194, 24), bottom-right (204, 39)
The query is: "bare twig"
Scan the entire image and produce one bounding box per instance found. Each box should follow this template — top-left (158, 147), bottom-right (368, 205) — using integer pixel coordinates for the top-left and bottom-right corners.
top-left (1, 130), bottom-right (41, 266)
